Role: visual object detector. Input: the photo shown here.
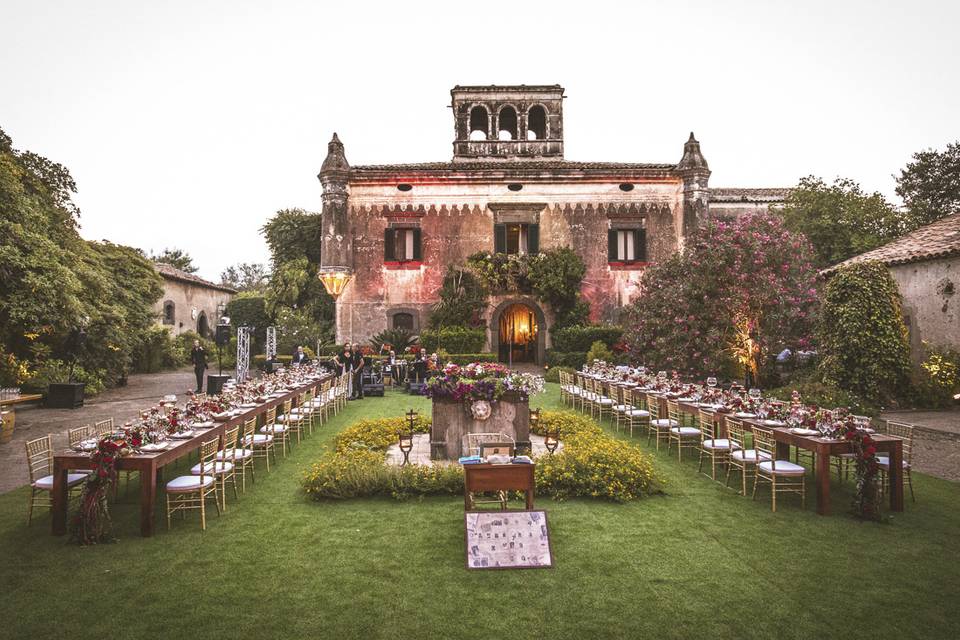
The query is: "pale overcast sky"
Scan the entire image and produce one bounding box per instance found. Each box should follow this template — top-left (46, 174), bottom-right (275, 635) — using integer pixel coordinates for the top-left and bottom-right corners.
top-left (2, 0), bottom-right (957, 280)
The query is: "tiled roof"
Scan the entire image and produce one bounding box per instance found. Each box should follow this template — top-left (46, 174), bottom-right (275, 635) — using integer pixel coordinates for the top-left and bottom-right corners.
top-left (154, 263), bottom-right (237, 293)
top-left (710, 188), bottom-right (791, 202)
top-left (822, 212), bottom-right (960, 274)
top-left (351, 160), bottom-right (677, 173)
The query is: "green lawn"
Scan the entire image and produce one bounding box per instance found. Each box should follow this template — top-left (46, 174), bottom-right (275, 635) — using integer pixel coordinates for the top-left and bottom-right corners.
top-left (1, 384), bottom-right (958, 639)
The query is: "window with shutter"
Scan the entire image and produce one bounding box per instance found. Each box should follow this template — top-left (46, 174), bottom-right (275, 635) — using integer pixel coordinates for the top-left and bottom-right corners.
top-left (494, 223), bottom-right (507, 253)
top-left (527, 223), bottom-right (540, 254)
top-left (608, 227), bottom-right (648, 264)
top-left (412, 228), bottom-right (422, 261)
top-left (384, 228), bottom-right (396, 262)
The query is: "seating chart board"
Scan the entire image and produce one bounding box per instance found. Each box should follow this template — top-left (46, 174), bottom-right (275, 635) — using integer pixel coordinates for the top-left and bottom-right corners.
top-left (464, 510), bottom-right (552, 570)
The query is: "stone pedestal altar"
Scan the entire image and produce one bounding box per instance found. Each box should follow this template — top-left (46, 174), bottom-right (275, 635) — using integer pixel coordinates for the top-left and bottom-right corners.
top-left (430, 392), bottom-right (530, 460)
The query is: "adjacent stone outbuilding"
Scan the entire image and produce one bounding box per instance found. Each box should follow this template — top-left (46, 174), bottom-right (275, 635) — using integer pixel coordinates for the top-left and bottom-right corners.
top-left (153, 263), bottom-right (235, 338)
top-left (824, 213), bottom-right (960, 361)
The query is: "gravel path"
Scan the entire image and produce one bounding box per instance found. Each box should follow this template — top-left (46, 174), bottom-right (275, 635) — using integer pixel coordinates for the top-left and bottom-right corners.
top-left (0, 369), bottom-right (198, 494)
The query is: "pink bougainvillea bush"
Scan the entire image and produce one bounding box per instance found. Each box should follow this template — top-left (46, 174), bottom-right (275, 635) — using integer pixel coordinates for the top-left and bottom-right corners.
top-left (622, 213), bottom-right (818, 382)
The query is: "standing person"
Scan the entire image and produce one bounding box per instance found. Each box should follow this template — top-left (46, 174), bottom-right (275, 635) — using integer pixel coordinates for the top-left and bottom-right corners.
top-left (190, 340), bottom-right (207, 393)
top-left (335, 342), bottom-right (354, 398)
top-left (292, 345), bottom-right (308, 365)
top-left (352, 349), bottom-right (366, 400)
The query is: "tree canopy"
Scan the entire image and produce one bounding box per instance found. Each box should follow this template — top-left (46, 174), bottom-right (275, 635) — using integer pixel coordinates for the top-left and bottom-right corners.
top-left (150, 247), bottom-right (197, 273)
top-left (895, 141), bottom-right (960, 227)
top-left (779, 176), bottom-right (910, 268)
top-left (0, 127), bottom-right (163, 389)
top-left (220, 262), bottom-right (269, 292)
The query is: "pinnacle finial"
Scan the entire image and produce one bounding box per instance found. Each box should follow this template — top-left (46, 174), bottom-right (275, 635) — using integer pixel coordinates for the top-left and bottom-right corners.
top-left (688, 131), bottom-right (697, 142)
top-left (677, 131), bottom-right (709, 173)
top-left (320, 132), bottom-right (349, 174)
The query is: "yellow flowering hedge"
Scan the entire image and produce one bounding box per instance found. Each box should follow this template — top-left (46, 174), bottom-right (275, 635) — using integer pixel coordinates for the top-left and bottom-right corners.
top-left (531, 411), bottom-right (661, 502)
top-left (302, 411), bottom-right (660, 502)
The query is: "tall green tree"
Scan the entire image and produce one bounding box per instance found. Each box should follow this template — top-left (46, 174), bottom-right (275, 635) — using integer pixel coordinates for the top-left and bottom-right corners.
top-left (220, 262), bottom-right (269, 292)
top-left (895, 141), bottom-right (960, 227)
top-left (0, 127), bottom-right (163, 387)
top-left (150, 247), bottom-right (197, 273)
top-left (261, 208), bottom-right (333, 346)
top-left (779, 176), bottom-right (910, 267)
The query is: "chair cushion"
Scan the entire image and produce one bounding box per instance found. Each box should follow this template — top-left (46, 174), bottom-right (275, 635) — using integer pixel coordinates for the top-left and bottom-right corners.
top-left (216, 448), bottom-right (253, 461)
top-left (652, 418), bottom-right (679, 428)
top-left (613, 404), bottom-right (631, 412)
top-left (731, 449), bottom-right (771, 463)
top-left (758, 460), bottom-right (806, 475)
top-left (191, 461), bottom-right (234, 475)
top-left (165, 474), bottom-right (216, 492)
top-left (33, 473), bottom-right (88, 490)
top-left (670, 426), bottom-right (700, 436)
top-left (243, 434), bottom-right (274, 445)
top-left (628, 409), bottom-right (651, 418)
top-left (597, 397), bottom-right (613, 405)
top-left (702, 438), bottom-right (733, 450)
top-left (876, 456), bottom-right (909, 469)
top-left (261, 424), bottom-right (287, 434)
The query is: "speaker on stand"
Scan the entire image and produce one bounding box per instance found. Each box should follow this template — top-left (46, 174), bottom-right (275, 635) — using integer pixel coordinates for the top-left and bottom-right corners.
top-left (207, 320), bottom-right (231, 395)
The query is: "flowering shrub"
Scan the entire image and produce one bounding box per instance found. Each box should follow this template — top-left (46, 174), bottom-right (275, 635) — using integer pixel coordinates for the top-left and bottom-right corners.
top-left (623, 213), bottom-right (818, 384)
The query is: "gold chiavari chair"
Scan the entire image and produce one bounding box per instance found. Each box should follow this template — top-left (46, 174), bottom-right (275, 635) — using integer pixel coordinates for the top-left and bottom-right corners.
top-left (667, 399), bottom-right (700, 462)
top-left (574, 374), bottom-right (588, 413)
top-left (625, 389), bottom-right (651, 438)
top-left (611, 385), bottom-right (631, 432)
top-left (725, 418), bottom-right (769, 495)
top-left (313, 379), bottom-right (331, 424)
top-left (751, 427), bottom-right (806, 512)
top-left (25, 435), bottom-right (87, 525)
top-left (241, 415), bottom-right (273, 473)
top-left (278, 394), bottom-right (306, 445)
top-left (647, 394), bottom-right (674, 450)
top-left (198, 425), bottom-right (239, 511)
top-left (224, 418), bottom-right (257, 491)
top-left (879, 422), bottom-right (915, 502)
top-left (566, 373), bottom-right (584, 410)
top-left (558, 371), bottom-right (570, 406)
top-left (93, 418), bottom-right (114, 437)
top-left (698, 409), bottom-right (734, 481)
top-left (68, 425), bottom-right (92, 449)
top-left (260, 404), bottom-right (289, 458)
top-left (166, 437), bottom-right (221, 530)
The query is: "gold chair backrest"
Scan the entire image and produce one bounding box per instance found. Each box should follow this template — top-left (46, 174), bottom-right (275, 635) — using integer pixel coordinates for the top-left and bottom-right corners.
top-left (68, 425), bottom-right (91, 448)
top-left (726, 417), bottom-right (746, 450)
top-left (885, 421), bottom-right (914, 462)
top-left (25, 435), bottom-right (52, 483)
top-left (699, 410), bottom-right (717, 441)
top-left (265, 406), bottom-right (277, 425)
top-left (222, 426), bottom-right (239, 462)
top-left (647, 394), bottom-right (662, 421)
top-left (242, 417), bottom-right (256, 443)
top-left (751, 426), bottom-right (776, 464)
top-left (281, 399), bottom-right (292, 419)
top-left (94, 418), bottom-right (114, 437)
top-left (667, 400), bottom-right (682, 424)
top-left (197, 437), bottom-right (220, 484)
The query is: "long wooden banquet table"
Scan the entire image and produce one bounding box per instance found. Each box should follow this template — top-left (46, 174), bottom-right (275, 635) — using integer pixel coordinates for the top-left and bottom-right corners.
top-left (594, 379), bottom-right (906, 517)
top-left (51, 372), bottom-right (333, 537)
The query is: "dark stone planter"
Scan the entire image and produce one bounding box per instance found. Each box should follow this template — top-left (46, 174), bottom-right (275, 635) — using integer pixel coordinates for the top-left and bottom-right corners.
top-left (46, 382), bottom-right (85, 409)
top-left (206, 374), bottom-right (230, 396)
top-left (430, 394), bottom-right (530, 460)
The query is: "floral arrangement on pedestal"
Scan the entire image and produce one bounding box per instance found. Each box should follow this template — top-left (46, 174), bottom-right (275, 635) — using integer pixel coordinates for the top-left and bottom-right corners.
top-left (424, 362), bottom-right (544, 418)
top-left (70, 434), bottom-right (133, 545)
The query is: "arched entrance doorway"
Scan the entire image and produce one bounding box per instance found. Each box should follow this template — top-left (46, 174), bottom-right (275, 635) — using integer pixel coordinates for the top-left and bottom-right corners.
top-left (197, 311), bottom-right (209, 338)
top-left (494, 302), bottom-right (541, 365)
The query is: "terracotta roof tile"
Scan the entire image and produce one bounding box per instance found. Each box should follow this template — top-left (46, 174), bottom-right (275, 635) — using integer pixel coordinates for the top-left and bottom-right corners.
top-left (351, 160), bottom-right (676, 173)
top-left (154, 263), bottom-right (237, 293)
top-left (822, 212), bottom-right (960, 274)
top-left (710, 187), bottom-right (791, 202)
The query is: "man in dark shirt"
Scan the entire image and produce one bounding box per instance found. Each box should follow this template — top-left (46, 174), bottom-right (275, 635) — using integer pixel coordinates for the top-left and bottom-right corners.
top-left (190, 340), bottom-right (207, 392)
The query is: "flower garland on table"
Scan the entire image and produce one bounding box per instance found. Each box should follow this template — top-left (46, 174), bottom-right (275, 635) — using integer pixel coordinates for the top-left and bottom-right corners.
top-left (70, 434), bottom-right (133, 545)
top-left (424, 362), bottom-right (545, 404)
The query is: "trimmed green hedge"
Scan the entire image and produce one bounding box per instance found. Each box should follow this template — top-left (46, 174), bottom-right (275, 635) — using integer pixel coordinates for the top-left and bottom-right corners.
top-left (442, 353), bottom-right (497, 365)
top-left (551, 325), bottom-right (622, 352)
top-left (546, 350), bottom-right (587, 369)
top-left (420, 327), bottom-right (486, 353)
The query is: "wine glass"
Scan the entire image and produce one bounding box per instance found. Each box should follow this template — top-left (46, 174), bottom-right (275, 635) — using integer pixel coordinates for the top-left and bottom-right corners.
top-left (749, 388), bottom-right (761, 401)
top-left (706, 376), bottom-right (718, 390)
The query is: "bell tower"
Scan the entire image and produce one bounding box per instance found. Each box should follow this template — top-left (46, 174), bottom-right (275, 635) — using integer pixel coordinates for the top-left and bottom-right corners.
top-left (451, 85), bottom-right (565, 162)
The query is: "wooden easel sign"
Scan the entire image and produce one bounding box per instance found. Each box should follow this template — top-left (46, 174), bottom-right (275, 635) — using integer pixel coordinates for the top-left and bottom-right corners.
top-left (464, 510), bottom-right (553, 570)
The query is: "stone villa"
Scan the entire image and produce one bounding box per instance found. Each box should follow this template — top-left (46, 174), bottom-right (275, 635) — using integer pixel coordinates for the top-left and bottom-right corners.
top-left (318, 85), bottom-right (785, 364)
top-left (154, 263), bottom-right (235, 339)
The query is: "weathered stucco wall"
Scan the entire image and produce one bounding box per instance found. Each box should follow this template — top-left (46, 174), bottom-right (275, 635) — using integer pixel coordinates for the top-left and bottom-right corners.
top-left (154, 279), bottom-right (234, 338)
top-left (335, 179), bottom-right (682, 346)
top-left (890, 258), bottom-right (958, 360)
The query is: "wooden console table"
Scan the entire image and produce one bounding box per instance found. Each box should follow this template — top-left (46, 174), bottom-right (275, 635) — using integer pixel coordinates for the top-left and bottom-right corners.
top-left (464, 463), bottom-right (535, 511)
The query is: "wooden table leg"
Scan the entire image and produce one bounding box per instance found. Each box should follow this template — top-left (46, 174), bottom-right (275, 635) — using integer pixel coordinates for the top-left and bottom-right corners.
top-left (51, 459), bottom-right (69, 536)
top-left (139, 460), bottom-right (157, 537)
top-left (525, 490), bottom-right (534, 510)
top-left (815, 446), bottom-right (831, 515)
top-left (888, 441), bottom-right (905, 512)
